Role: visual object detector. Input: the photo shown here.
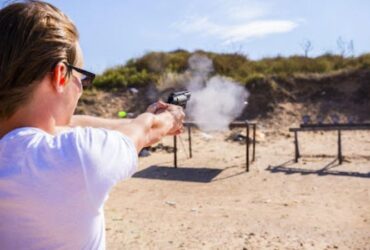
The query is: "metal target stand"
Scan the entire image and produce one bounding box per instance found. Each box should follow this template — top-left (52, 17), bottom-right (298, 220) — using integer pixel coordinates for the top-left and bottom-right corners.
top-left (289, 122), bottom-right (370, 164)
top-left (173, 121), bottom-right (257, 172)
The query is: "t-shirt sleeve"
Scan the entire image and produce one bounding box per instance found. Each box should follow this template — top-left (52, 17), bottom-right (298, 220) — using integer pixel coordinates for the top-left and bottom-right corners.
top-left (72, 127), bottom-right (138, 207)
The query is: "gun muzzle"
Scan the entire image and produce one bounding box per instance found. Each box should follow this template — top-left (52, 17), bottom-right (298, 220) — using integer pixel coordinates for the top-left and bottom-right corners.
top-left (167, 91), bottom-right (191, 109)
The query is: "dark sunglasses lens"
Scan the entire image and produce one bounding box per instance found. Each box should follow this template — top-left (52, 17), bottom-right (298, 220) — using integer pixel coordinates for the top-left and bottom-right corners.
top-left (81, 77), bottom-right (92, 87)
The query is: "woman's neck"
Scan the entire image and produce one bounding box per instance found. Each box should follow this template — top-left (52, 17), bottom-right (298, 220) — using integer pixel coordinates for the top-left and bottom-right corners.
top-left (0, 106), bottom-right (56, 139)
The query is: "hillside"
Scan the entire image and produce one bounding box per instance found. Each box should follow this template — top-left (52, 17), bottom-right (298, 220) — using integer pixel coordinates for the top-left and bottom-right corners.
top-left (76, 51), bottom-right (370, 127)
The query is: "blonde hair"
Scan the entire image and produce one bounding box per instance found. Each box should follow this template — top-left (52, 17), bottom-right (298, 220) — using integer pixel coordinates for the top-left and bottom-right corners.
top-left (0, 0), bottom-right (79, 119)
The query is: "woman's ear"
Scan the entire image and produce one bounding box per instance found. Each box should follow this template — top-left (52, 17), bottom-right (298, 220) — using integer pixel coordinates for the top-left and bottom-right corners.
top-left (51, 63), bottom-right (68, 93)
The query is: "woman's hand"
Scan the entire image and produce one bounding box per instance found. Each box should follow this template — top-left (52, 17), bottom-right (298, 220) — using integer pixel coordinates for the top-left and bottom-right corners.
top-left (146, 101), bottom-right (185, 135)
top-left (146, 100), bottom-right (168, 114)
top-left (109, 101), bottom-right (186, 152)
top-left (164, 104), bottom-right (185, 135)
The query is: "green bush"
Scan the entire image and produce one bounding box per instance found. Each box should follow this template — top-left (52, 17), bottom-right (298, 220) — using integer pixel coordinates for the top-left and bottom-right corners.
top-left (244, 73), bottom-right (265, 86)
top-left (358, 53), bottom-right (370, 68)
top-left (93, 66), bottom-right (153, 89)
top-left (133, 50), bottom-right (191, 74)
top-left (93, 50), bottom-right (370, 90)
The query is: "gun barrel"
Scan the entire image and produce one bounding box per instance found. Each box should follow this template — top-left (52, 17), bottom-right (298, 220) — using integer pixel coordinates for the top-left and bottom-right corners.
top-left (167, 91), bottom-right (191, 108)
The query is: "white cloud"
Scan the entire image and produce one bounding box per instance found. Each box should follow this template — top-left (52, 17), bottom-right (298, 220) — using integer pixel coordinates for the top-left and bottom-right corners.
top-left (172, 1), bottom-right (298, 44)
top-left (173, 17), bottom-right (298, 44)
top-left (222, 20), bottom-right (298, 44)
top-left (174, 17), bottom-right (221, 35)
top-left (225, 1), bottom-right (270, 20)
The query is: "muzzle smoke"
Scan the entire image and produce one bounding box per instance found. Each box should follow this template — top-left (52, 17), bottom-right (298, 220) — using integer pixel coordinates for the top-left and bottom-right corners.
top-left (186, 54), bottom-right (249, 132)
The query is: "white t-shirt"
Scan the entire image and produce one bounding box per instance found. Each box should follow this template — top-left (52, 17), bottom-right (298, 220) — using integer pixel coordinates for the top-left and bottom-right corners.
top-left (0, 127), bottom-right (138, 250)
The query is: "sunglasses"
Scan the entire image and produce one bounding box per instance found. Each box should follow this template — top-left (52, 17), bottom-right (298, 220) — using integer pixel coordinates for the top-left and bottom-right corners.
top-left (64, 63), bottom-right (95, 88)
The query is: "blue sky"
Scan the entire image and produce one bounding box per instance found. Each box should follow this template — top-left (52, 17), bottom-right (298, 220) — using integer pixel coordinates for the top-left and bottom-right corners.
top-left (2, 0), bottom-right (370, 73)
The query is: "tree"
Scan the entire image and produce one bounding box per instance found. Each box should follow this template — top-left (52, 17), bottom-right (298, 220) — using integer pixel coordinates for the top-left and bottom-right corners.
top-left (347, 40), bottom-right (355, 57)
top-left (337, 37), bottom-right (355, 57)
top-left (337, 37), bottom-right (346, 56)
top-left (300, 39), bottom-right (313, 57)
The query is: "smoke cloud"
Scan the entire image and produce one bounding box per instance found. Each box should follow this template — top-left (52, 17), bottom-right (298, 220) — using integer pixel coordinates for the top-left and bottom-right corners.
top-left (186, 54), bottom-right (213, 91)
top-left (186, 54), bottom-right (249, 132)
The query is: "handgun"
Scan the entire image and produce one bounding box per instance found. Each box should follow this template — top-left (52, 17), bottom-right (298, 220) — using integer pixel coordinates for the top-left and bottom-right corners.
top-left (167, 91), bottom-right (191, 109)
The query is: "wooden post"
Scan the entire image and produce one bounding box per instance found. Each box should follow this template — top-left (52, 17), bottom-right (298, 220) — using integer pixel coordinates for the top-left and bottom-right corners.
top-left (246, 121), bottom-right (250, 172)
top-left (173, 135), bottom-right (177, 168)
top-left (188, 125), bottom-right (192, 158)
top-left (338, 129), bottom-right (342, 164)
top-left (252, 124), bottom-right (256, 162)
top-left (294, 131), bottom-right (300, 162)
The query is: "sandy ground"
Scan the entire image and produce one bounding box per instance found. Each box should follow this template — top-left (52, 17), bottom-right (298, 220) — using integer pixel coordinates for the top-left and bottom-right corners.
top-left (104, 125), bottom-right (370, 249)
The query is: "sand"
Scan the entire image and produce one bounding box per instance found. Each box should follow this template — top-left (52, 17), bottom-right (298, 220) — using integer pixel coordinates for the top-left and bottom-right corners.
top-left (104, 125), bottom-right (370, 249)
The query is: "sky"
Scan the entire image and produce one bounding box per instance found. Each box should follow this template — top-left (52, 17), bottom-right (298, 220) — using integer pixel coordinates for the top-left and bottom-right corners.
top-left (1, 0), bottom-right (370, 73)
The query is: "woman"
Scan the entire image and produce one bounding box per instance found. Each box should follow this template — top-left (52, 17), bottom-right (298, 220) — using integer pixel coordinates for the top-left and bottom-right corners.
top-left (0, 1), bottom-right (184, 249)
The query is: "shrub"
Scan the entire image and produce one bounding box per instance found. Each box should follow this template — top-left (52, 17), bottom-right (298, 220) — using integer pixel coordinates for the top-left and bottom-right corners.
top-left (93, 50), bottom-right (370, 90)
top-left (93, 66), bottom-right (154, 89)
